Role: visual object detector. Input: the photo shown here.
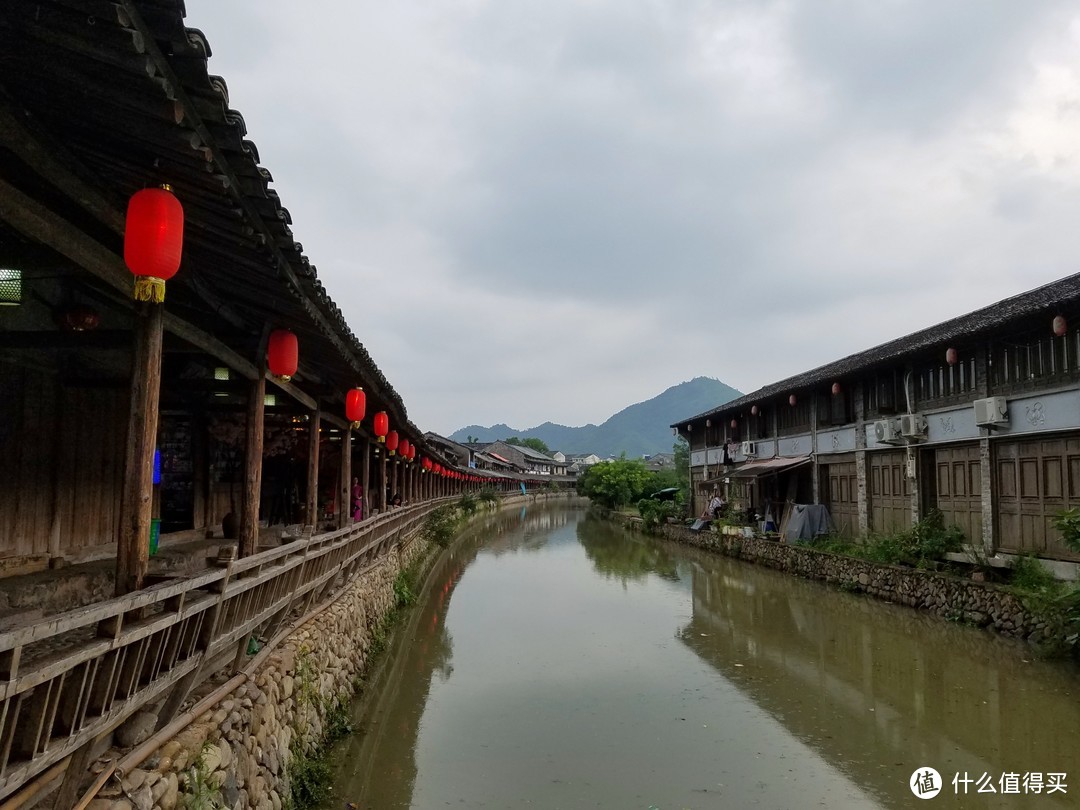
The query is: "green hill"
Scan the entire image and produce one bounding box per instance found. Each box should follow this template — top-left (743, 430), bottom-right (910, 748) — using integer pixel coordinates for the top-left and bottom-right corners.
top-left (450, 377), bottom-right (741, 458)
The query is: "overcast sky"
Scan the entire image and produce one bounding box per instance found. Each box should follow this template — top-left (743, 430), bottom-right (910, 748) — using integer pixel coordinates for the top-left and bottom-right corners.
top-left (184, 1), bottom-right (1080, 434)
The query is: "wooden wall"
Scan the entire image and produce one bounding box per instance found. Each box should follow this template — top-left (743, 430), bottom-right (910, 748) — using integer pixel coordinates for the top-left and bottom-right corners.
top-left (0, 364), bottom-right (127, 561)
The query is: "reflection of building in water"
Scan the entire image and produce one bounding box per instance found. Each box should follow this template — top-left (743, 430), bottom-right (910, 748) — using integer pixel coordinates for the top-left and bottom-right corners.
top-left (679, 559), bottom-right (1080, 810)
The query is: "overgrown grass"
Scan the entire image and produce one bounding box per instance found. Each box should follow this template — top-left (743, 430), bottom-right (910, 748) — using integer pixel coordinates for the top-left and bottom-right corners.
top-left (809, 510), bottom-right (963, 568)
top-left (422, 505), bottom-right (463, 547)
top-left (182, 740), bottom-right (224, 810)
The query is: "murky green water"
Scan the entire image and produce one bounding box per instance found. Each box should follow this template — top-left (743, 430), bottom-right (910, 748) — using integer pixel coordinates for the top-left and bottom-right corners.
top-left (323, 505), bottom-right (1080, 809)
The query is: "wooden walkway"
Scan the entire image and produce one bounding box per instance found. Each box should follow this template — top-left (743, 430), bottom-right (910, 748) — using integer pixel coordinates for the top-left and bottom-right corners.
top-left (0, 501), bottom-right (439, 802)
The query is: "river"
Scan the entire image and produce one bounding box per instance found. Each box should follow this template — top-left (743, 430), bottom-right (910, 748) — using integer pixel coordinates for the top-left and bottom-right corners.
top-left (321, 504), bottom-right (1080, 809)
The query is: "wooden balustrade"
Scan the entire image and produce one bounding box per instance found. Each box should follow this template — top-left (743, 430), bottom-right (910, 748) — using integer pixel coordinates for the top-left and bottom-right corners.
top-left (0, 500), bottom-right (440, 801)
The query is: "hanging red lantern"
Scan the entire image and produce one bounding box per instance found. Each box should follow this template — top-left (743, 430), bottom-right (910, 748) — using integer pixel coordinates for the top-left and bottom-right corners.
top-left (945, 347), bottom-right (958, 366)
top-left (345, 388), bottom-right (366, 426)
top-left (374, 411), bottom-right (389, 443)
top-left (831, 382), bottom-right (841, 396)
top-left (267, 330), bottom-right (298, 381)
top-left (409, 445), bottom-right (417, 462)
top-left (386, 430), bottom-right (399, 456)
top-left (1053, 315), bottom-right (1067, 337)
top-left (730, 418), bottom-right (737, 429)
top-left (399, 439), bottom-right (410, 460)
top-left (423, 457), bottom-right (432, 471)
top-left (751, 405), bottom-right (759, 416)
top-left (789, 394), bottom-right (797, 406)
top-left (125, 185), bottom-right (184, 303)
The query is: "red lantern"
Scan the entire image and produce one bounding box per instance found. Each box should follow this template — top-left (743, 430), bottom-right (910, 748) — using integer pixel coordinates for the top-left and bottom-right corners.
top-left (789, 394), bottom-right (797, 407)
top-left (267, 330), bottom-right (298, 381)
top-left (1053, 315), bottom-right (1067, 337)
top-left (751, 405), bottom-right (759, 416)
top-left (945, 347), bottom-right (958, 366)
top-left (408, 445), bottom-right (417, 461)
top-left (125, 185), bottom-right (184, 303)
top-left (386, 430), bottom-right (399, 456)
top-left (831, 382), bottom-right (841, 396)
top-left (423, 457), bottom-right (432, 471)
top-left (374, 411), bottom-right (389, 443)
top-left (399, 439), bottom-right (410, 460)
top-left (345, 388), bottom-right (366, 426)
top-left (730, 418), bottom-right (737, 429)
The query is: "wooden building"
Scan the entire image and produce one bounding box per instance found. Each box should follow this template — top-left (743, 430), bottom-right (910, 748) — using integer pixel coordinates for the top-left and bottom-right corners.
top-left (675, 273), bottom-right (1080, 574)
top-left (0, 0), bottom-right (513, 593)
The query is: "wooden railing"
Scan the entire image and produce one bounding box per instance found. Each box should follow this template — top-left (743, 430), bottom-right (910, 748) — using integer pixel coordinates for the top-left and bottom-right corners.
top-left (0, 500), bottom-right (441, 801)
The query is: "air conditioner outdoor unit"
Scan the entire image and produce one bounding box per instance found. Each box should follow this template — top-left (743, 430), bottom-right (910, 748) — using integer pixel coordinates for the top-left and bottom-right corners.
top-left (740, 441), bottom-right (756, 457)
top-left (900, 413), bottom-right (927, 440)
top-left (974, 396), bottom-right (1009, 427)
top-left (874, 418), bottom-right (903, 445)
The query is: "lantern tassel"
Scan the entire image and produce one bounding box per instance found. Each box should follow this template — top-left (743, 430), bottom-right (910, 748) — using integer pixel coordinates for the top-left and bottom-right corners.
top-left (388, 450), bottom-right (395, 457)
top-left (272, 374), bottom-right (293, 383)
top-left (377, 436), bottom-right (385, 443)
top-left (133, 276), bottom-right (166, 303)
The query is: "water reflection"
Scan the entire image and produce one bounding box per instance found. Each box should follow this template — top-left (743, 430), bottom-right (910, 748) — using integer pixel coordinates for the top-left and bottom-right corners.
top-left (578, 515), bottom-right (680, 582)
top-left (324, 507), bottom-right (1080, 810)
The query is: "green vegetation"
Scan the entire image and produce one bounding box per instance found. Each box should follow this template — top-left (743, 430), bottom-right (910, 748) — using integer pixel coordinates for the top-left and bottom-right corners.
top-left (456, 493), bottom-right (478, 516)
top-left (422, 504), bottom-right (463, 547)
top-left (808, 510), bottom-right (964, 568)
top-left (182, 741), bottom-right (224, 810)
top-left (637, 497), bottom-right (678, 532)
top-left (478, 487), bottom-right (499, 506)
top-left (393, 569), bottom-right (417, 608)
top-left (579, 457), bottom-right (653, 509)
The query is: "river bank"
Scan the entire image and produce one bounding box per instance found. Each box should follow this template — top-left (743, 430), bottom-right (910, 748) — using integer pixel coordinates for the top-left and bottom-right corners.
top-left (606, 509), bottom-right (1077, 654)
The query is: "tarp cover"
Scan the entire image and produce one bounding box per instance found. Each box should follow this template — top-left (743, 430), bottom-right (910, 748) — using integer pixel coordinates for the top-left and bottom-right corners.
top-left (784, 503), bottom-right (835, 543)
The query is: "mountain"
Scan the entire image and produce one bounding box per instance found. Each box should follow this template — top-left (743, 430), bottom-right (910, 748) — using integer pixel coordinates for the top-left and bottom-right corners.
top-left (450, 377), bottom-right (741, 458)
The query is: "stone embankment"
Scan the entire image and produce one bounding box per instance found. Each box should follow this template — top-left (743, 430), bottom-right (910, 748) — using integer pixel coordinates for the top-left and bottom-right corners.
top-left (89, 540), bottom-right (417, 810)
top-left (614, 513), bottom-right (1070, 648)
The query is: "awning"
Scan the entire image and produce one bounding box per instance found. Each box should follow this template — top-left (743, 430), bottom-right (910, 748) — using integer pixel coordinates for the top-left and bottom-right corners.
top-left (710, 455), bottom-right (812, 481)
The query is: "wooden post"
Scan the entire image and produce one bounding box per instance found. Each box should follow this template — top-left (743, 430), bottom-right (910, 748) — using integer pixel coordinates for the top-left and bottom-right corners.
top-left (380, 452), bottom-right (388, 512)
top-left (116, 303), bottom-right (163, 596)
top-left (238, 373), bottom-right (265, 557)
top-left (361, 436), bottom-right (371, 519)
top-left (307, 406), bottom-right (321, 528)
top-left (340, 426), bottom-right (352, 528)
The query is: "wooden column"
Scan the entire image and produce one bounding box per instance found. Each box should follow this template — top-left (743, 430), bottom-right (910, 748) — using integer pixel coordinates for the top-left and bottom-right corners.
top-left (384, 453), bottom-right (393, 509)
top-left (339, 426), bottom-right (352, 528)
top-left (116, 303), bottom-right (163, 596)
top-left (238, 373), bottom-right (265, 558)
top-left (361, 436), bottom-right (371, 519)
top-left (307, 406), bottom-right (321, 527)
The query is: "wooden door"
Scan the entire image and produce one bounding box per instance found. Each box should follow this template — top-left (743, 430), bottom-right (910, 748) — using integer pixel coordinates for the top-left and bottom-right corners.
top-left (823, 459), bottom-right (858, 536)
top-left (869, 450), bottom-right (911, 534)
top-left (995, 436), bottom-right (1080, 559)
top-left (932, 444), bottom-right (982, 545)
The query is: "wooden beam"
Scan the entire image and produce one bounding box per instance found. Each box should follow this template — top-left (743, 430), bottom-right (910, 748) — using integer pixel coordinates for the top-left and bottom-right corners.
top-left (238, 373), bottom-right (265, 558)
top-left (267, 376), bottom-right (316, 411)
top-left (116, 303), bottom-right (163, 596)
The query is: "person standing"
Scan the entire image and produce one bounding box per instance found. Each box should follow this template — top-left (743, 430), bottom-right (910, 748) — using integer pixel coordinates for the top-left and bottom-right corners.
top-left (351, 477), bottom-right (364, 521)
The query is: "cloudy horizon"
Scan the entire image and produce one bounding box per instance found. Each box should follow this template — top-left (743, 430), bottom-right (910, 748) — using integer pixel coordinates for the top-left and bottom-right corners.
top-left (184, 1), bottom-right (1080, 434)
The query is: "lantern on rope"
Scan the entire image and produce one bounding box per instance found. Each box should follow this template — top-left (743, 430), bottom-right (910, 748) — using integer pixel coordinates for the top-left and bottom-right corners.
top-left (945, 347), bottom-right (958, 366)
top-left (345, 387), bottom-right (366, 427)
top-left (267, 330), bottom-right (298, 381)
top-left (374, 411), bottom-right (389, 442)
top-left (831, 382), bottom-right (841, 396)
top-left (1053, 315), bottom-right (1068, 337)
top-left (125, 185), bottom-right (184, 303)
top-left (789, 394), bottom-right (797, 407)
top-left (386, 430), bottom-right (399, 456)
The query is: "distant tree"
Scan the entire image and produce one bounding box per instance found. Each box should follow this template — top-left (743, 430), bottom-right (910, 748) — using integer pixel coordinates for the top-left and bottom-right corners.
top-left (467, 435), bottom-right (477, 444)
top-left (579, 456), bottom-right (652, 508)
top-left (504, 436), bottom-right (550, 454)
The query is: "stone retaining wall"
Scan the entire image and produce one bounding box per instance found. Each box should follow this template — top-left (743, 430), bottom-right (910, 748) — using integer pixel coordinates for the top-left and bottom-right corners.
top-left (613, 513), bottom-right (1069, 647)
